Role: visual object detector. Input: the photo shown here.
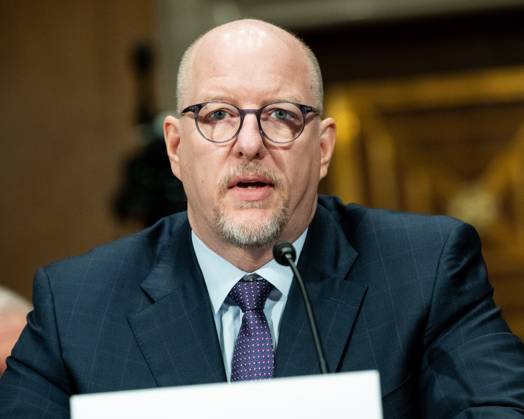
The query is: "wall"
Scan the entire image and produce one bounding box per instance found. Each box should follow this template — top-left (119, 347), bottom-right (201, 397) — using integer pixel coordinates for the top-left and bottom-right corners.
top-left (0, 1), bottom-right (153, 299)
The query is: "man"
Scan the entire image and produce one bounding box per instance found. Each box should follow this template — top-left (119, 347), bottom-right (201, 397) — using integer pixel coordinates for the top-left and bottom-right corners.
top-left (1, 19), bottom-right (523, 418)
top-left (0, 286), bottom-right (31, 375)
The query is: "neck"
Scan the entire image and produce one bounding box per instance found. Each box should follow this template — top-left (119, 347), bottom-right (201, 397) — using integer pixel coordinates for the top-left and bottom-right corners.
top-left (188, 205), bottom-right (315, 271)
top-left (193, 231), bottom-right (276, 271)
top-left (192, 228), bottom-right (307, 272)
top-left (222, 245), bottom-right (275, 272)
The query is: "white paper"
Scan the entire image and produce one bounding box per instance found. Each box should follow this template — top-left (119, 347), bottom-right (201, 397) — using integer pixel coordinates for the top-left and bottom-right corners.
top-left (71, 370), bottom-right (383, 419)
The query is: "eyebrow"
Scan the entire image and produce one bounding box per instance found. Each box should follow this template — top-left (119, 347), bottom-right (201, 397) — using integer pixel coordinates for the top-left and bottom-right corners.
top-left (199, 96), bottom-right (231, 103)
top-left (197, 96), bottom-right (307, 105)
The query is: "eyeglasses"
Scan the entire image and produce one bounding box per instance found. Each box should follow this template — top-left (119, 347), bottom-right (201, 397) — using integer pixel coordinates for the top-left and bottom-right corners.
top-left (181, 101), bottom-right (320, 144)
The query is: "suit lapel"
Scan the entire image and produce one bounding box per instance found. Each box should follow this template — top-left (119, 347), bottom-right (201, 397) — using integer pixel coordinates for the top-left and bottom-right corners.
top-left (275, 204), bottom-right (367, 377)
top-left (128, 218), bottom-right (226, 387)
top-left (127, 200), bottom-right (367, 384)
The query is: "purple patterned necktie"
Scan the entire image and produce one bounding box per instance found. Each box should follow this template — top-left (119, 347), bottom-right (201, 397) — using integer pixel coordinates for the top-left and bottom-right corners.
top-left (228, 273), bottom-right (274, 381)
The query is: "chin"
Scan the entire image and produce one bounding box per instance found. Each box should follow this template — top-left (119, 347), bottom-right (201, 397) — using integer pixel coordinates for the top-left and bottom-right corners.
top-left (213, 204), bottom-right (289, 249)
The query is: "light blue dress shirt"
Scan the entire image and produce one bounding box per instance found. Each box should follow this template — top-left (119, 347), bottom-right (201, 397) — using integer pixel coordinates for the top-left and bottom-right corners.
top-left (192, 230), bottom-right (307, 381)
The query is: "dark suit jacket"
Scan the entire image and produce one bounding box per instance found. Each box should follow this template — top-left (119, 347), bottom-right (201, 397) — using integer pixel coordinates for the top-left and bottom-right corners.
top-left (1, 196), bottom-right (523, 418)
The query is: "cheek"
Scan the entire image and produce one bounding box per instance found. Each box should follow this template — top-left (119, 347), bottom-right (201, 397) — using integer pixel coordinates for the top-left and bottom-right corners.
top-left (181, 160), bottom-right (205, 193)
top-left (179, 150), bottom-right (221, 201)
top-left (275, 149), bottom-right (320, 201)
top-left (178, 140), bottom-right (207, 181)
top-left (286, 144), bottom-right (321, 180)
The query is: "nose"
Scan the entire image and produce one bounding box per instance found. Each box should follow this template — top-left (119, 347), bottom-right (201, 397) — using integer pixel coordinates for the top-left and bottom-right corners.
top-left (232, 112), bottom-right (267, 160)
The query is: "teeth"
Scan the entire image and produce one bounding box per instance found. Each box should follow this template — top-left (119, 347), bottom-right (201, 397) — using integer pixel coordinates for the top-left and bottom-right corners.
top-left (237, 182), bottom-right (267, 188)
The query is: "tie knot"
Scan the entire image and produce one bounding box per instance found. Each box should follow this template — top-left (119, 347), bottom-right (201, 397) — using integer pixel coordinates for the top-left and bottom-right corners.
top-left (228, 274), bottom-right (273, 313)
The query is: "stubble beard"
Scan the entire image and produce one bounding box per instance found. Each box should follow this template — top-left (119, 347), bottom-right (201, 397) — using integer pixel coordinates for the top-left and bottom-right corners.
top-left (213, 163), bottom-right (290, 249)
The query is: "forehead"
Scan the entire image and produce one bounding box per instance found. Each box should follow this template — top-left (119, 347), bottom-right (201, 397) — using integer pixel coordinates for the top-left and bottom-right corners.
top-left (188, 26), bottom-right (314, 104)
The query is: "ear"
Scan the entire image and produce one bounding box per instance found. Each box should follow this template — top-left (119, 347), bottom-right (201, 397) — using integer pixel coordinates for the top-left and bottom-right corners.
top-left (318, 117), bottom-right (336, 180)
top-left (163, 115), bottom-right (182, 180)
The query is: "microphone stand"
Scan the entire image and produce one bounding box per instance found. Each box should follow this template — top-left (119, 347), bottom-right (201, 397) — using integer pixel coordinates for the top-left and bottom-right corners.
top-left (273, 242), bottom-right (328, 374)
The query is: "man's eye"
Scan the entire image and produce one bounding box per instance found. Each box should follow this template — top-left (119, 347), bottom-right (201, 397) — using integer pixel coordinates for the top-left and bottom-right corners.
top-left (271, 109), bottom-right (291, 120)
top-left (267, 107), bottom-right (301, 123)
top-left (208, 110), bottom-right (229, 121)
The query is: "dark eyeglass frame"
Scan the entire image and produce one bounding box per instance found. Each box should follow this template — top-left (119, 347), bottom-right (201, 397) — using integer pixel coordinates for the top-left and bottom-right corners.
top-left (180, 101), bottom-right (320, 144)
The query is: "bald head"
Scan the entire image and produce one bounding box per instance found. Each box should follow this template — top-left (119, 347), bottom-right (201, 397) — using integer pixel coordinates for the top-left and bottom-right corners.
top-left (176, 19), bottom-right (323, 113)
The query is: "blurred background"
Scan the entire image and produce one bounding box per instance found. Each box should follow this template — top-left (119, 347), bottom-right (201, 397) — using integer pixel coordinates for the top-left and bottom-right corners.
top-left (1, 0), bottom-right (523, 338)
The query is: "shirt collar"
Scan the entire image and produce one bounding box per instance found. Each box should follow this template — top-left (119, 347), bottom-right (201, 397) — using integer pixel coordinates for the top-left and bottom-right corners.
top-left (192, 230), bottom-right (308, 315)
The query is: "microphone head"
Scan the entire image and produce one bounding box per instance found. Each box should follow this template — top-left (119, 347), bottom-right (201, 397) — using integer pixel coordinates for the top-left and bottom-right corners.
top-left (273, 242), bottom-right (296, 266)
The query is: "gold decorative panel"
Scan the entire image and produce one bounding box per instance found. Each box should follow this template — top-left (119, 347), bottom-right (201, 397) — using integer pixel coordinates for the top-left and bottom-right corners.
top-left (326, 67), bottom-right (524, 338)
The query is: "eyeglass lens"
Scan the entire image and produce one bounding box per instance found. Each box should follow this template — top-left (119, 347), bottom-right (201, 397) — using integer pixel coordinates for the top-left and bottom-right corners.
top-left (195, 102), bottom-right (304, 143)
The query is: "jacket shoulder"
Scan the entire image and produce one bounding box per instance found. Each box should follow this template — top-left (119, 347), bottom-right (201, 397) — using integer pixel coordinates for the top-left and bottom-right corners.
top-left (42, 212), bottom-right (188, 287)
top-left (318, 194), bottom-right (465, 241)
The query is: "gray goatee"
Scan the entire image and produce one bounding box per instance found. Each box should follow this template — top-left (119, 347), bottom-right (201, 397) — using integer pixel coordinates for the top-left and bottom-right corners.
top-left (213, 163), bottom-right (289, 248)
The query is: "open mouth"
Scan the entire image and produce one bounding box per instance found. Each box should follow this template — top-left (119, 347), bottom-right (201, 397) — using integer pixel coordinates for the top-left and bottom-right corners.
top-left (226, 176), bottom-right (276, 201)
top-left (228, 176), bottom-right (275, 189)
top-left (236, 181), bottom-right (272, 189)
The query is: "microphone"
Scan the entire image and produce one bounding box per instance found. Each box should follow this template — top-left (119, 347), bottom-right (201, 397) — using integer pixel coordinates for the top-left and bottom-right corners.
top-left (273, 242), bottom-right (328, 374)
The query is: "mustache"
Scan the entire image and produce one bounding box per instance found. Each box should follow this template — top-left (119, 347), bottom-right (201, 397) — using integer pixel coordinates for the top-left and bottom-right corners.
top-left (219, 162), bottom-right (282, 191)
